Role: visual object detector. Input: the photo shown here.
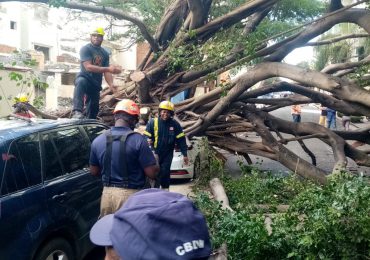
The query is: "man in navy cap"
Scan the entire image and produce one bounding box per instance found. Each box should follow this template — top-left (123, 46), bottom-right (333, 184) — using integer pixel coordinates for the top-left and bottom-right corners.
top-left (90, 189), bottom-right (212, 260)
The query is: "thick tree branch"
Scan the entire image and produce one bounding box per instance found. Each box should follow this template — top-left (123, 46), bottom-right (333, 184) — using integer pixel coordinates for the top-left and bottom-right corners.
top-left (177, 0), bottom-right (279, 44)
top-left (187, 62), bottom-right (370, 136)
top-left (305, 33), bottom-right (370, 47)
top-left (265, 8), bottom-right (370, 62)
top-left (321, 55), bottom-right (370, 74)
top-left (154, 0), bottom-right (189, 47)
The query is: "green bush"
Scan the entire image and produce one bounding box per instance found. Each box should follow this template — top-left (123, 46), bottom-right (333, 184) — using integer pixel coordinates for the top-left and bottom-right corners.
top-left (223, 172), bottom-right (313, 210)
top-left (194, 193), bottom-right (270, 260)
top-left (194, 173), bottom-right (370, 259)
top-left (270, 173), bottom-right (370, 259)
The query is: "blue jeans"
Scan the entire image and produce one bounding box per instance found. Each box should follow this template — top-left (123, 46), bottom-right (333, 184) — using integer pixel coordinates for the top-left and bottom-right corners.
top-left (326, 113), bottom-right (337, 129)
top-left (292, 114), bottom-right (301, 123)
top-left (73, 76), bottom-right (101, 119)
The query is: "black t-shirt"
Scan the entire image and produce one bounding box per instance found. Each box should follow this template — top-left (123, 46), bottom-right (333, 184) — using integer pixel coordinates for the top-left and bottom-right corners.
top-left (77, 43), bottom-right (109, 90)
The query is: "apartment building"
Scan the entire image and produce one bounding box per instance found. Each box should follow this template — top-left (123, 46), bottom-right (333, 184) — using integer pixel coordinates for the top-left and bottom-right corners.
top-left (0, 2), bottom-right (144, 115)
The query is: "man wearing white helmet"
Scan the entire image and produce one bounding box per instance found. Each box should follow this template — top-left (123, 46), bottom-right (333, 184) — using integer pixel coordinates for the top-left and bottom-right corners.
top-left (72, 27), bottom-right (122, 119)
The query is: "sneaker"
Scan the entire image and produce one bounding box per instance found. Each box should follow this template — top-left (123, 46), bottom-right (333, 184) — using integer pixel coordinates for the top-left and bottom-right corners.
top-left (72, 111), bottom-right (84, 119)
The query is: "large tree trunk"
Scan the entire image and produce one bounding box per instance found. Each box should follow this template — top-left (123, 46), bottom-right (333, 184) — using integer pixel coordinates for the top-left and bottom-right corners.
top-left (3, 0), bottom-right (370, 184)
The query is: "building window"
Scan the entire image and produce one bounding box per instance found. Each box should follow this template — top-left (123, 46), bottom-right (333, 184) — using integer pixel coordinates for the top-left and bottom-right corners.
top-left (34, 45), bottom-right (50, 61)
top-left (10, 21), bottom-right (16, 30)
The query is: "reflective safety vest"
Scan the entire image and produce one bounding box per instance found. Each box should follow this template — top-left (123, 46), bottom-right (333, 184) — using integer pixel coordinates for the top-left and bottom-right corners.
top-left (143, 118), bottom-right (187, 155)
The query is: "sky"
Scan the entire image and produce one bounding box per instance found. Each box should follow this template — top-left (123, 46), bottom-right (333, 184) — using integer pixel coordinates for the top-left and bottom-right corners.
top-left (284, 46), bottom-right (314, 65)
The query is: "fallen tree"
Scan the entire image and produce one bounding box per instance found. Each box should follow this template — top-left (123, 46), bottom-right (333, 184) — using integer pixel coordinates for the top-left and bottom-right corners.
top-left (2, 0), bottom-right (370, 184)
top-left (195, 171), bottom-right (370, 258)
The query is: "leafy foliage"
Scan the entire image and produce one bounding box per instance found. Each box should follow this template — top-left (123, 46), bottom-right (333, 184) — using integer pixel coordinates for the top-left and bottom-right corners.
top-left (313, 23), bottom-right (370, 71)
top-left (32, 95), bottom-right (45, 109)
top-left (48, 0), bottom-right (67, 8)
top-left (192, 146), bottom-right (225, 191)
top-left (99, 0), bottom-right (171, 41)
top-left (270, 173), bottom-right (370, 259)
top-left (195, 192), bottom-right (270, 260)
top-left (314, 34), bottom-right (352, 71)
top-left (0, 51), bottom-right (47, 106)
top-left (270, 0), bottom-right (325, 23)
top-left (165, 0), bottom-right (326, 76)
top-left (195, 169), bottom-right (370, 259)
top-left (351, 64), bottom-right (370, 88)
top-left (224, 173), bottom-right (313, 210)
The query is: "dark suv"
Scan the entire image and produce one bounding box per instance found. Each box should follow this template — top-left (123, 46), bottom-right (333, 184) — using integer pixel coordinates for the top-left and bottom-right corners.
top-left (0, 118), bottom-right (108, 260)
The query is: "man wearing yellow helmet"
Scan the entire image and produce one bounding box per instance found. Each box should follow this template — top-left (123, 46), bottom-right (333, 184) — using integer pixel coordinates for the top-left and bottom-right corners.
top-left (144, 101), bottom-right (188, 190)
top-left (72, 27), bottom-right (122, 119)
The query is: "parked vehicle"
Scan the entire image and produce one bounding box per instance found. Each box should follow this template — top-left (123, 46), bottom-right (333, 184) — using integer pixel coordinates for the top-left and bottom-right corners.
top-left (0, 118), bottom-right (108, 260)
top-left (170, 138), bottom-right (203, 180)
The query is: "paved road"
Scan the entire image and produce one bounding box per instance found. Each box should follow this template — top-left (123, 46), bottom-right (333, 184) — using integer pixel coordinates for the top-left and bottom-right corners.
top-left (225, 104), bottom-right (370, 177)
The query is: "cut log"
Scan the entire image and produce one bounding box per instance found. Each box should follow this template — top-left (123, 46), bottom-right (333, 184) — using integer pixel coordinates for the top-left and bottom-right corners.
top-left (209, 243), bottom-right (228, 260)
top-left (209, 178), bottom-right (233, 211)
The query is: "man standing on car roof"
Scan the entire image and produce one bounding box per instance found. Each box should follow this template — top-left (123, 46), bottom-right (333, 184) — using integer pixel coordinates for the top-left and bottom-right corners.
top-left (144, 101), bottom-right (188, 190)
top-left (89, 99), bottom-right (159, 217)
top-left (72, 27), bottom-right (122, 119)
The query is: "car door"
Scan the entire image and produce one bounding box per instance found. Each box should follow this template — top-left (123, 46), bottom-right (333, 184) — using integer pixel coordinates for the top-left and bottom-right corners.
top-left (41, 126), bottom-right (101, 240)
top-left (0, 133), bottom-right (45, 259)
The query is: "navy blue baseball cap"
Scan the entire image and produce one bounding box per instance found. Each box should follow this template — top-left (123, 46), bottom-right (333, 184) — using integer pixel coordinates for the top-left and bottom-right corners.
top-left (90, 188), bottom-right (212, 260)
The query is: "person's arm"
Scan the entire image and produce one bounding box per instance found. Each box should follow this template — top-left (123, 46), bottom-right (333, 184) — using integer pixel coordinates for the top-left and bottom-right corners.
top-left (89, 141), bottom-right (101, 176)
top-left (144, 164), bottom-right (159, 180)
top-left (143, 120), bottom-right (155, 148)
top-left (82, 60), bottom-right (121, 74)
top-left (291, 105), bottom-right (297, 114)
top-left (90, 165), bottom-right (101, 176)
top-left (103, 71), bottom-right (118, 93)
top-left (80, 45), bottom-right (121, 76)
top-left (174, 122), bottom-right (189, 165)
top-left (138, 135), bottom-right (159, 179)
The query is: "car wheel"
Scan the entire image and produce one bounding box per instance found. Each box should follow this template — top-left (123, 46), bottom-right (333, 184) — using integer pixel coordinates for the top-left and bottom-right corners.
top-left (193, 155), bottom-right (201, 179)
top-left (34, 238), bottom-right (74, 260)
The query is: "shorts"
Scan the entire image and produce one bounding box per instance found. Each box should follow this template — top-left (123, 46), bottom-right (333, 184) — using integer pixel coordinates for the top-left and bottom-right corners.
top-left (99, 187), bottom-right (139, 218)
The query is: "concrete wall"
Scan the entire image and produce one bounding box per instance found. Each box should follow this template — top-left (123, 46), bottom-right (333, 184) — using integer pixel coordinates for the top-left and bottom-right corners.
top-left (0, 69), bottom-right (35, 117)
top-left (0, 3), bottom-right (60, 63)
top-left (45, 72), bottom-right (75, 110)
top-left (0, 3), bottom-right (22, 49)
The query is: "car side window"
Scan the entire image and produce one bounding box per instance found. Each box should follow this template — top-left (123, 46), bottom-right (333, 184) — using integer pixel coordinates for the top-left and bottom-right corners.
top-left (42, 133), bottom-right (64, 180)
top-left (0, 134), bottom-right (41, 196)
top-left (84, 125), bottom-right (107, 141)
top-left (43, 127), bottom-right (89, 181)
